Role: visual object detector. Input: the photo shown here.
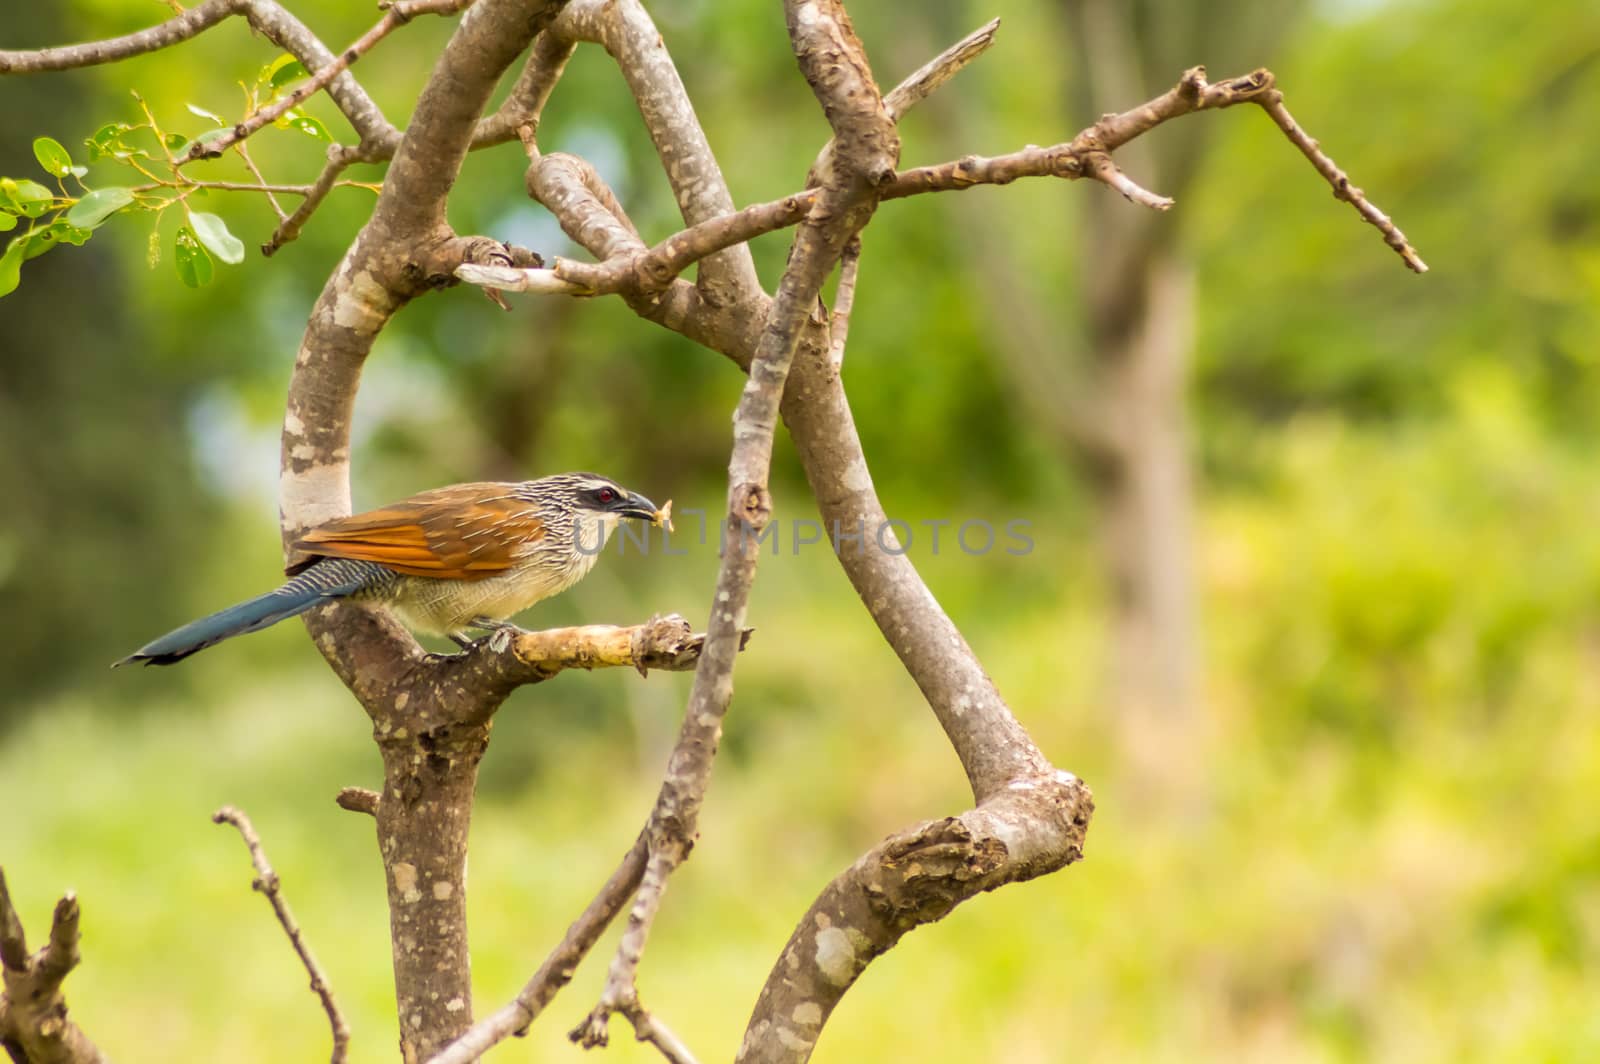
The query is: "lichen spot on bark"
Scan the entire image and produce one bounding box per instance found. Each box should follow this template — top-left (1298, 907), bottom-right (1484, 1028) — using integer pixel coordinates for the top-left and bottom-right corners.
top-left (332, 268), bottom-right (398, 333)
top-left (393, 861), bottom-right (422, 904)
top-left (792, 1001), bottom-right (822, 1027)
top-left (813, 925), bottom-right (856, 986)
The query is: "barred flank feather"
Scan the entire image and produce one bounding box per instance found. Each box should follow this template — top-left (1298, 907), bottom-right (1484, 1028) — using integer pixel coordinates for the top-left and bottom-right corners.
top-left (114, 559), bottom-right (395, 667)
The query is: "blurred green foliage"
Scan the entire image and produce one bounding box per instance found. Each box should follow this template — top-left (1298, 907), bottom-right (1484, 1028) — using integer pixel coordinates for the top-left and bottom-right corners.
top-left (1, 0), bottom-right (1598, 1060)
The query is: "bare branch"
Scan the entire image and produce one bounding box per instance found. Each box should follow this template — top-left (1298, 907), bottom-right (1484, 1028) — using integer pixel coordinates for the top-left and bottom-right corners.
top-left (738, 786), bottom-right (1092, 1064)
top-left (471, 59), bottom-right (1419, 315)
top-left (473, 31), bottom-right (577, 149)
top-left (213, 807), bottom-right (350, 1064)
top-left (827, 235), bottom-right (861, 369)
top-left (551, 0), bottom-right (764, 306)
top-left (1256, 88), bottom-right (1427, 272)
top-left (335, 787), bottom-right (381, 816)
top-left (1083, 150), bottom-right (1174, 210)
top-left (2, 0), bottom-right (401, 153)
top-left (262, 144), bottom-right (366, 256)
top-left (567, 0), bottom-right (903, 1043)
top-left (180, 0), bottom-right (472, 164)
top-left (0, 0), bottom-right (240, 73)
top-left (424, 832), bottom-right (648, 1064)
top-left (575, 995), bottom-right (700, 1064)
top-left (427, 614), bottom-right (755, 721)
top-left (882, 18), bottom-right (1000, 120)
top-left (0, 867), bottom-right (109, 1064)
top-left (458, 189), bottom-right (815, 296)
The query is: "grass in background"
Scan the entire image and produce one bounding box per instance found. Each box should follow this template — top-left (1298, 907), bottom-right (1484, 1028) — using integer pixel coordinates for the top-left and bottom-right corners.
top-left (4, 401), bottom-right (1599, 1062)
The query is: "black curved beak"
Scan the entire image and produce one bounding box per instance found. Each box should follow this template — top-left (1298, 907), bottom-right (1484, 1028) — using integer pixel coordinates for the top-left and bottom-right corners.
top-left (614, 489), bottom-right (659, 521)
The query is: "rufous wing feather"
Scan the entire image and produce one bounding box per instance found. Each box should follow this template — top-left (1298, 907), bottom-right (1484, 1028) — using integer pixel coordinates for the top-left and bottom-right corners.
top-left (289, 483), bottom-right (546, 580)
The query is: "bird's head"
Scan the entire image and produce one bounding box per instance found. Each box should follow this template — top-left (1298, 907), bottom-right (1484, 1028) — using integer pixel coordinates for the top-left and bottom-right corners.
top-left (526, 472), bottom-right (659, 554)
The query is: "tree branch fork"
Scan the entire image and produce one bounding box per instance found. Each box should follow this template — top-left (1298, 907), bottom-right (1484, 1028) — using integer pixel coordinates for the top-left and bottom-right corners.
top-left (1, 2), bottom-right (1429, 1063)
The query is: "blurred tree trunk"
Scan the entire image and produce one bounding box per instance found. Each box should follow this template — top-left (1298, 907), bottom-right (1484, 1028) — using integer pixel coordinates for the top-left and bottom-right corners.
top-left (1091, 243), bottom-right (1197, 721)
top-left (928, 0), bottom-right (1298, 731)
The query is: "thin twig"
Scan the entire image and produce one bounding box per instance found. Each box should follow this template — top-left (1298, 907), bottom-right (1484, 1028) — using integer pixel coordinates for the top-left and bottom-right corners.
top-left (424, 833), bottom-right (649, 1064)
top-left (1, 0), bottom-right (400, 152)
top-left (263, 143), bottom-right (361, 255)
top-left (460, 64), bottom-right (1422, 307)
top-left (1083, 150), bottom-right (1174, 210)
top-left (234, 141), bottom-right (289, 222)
top-left (1256, 90), bottom-right (1427, 272)
top-left (883, 18), bottom-right (1000, 120)
top-left (213, 807), bottom-right (350, 1064)
top-left (828, 235), bottom-right (862, 369)
top-left (180, 0), bottom-right (472, 164)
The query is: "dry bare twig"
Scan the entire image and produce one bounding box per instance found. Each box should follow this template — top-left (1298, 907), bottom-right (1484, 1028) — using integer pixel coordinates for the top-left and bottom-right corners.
top-left (212, 807), bottom-right (350, 1064)
top-left (178, 0), bottom-right (474, 164)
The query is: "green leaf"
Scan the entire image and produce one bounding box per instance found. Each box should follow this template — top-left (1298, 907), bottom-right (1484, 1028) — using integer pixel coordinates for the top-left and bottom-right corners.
top-left (277, 109), bottom-right (331, 142)
top-left (260, 54), bottom-right (308, 92)
top-left (164, 132), bottom-right (187, 151)
top-left (66, 187), bottom-right (136, 229)
top-left (85, 122), bottom-right (136, 161)
top-left (49, 220), bottom-right (92, 248)
top-left (0, 213), bottom-right (15, 233)
top-left (0, 239), bottom-right (22, 298)
top-left (174, 225), bottom-right (214, 288)
top-left (32, 136), bottom-right (73, 177)
top-left (188, 211), bottom-right (245, 265)
top-left (10, 180), bottom-right (54, 218)
top-left (186, 103), bottom-right (225, 126)
top-left (16, 220), bottom-right (93, 262)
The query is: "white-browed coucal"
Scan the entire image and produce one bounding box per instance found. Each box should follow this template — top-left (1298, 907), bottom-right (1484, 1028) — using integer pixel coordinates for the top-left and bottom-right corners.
top-left (117, 472), bottom-right (661, 666)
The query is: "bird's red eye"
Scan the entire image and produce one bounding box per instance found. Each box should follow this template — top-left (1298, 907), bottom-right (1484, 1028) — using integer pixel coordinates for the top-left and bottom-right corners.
top-left (598, 487), bottom-right (616, 503)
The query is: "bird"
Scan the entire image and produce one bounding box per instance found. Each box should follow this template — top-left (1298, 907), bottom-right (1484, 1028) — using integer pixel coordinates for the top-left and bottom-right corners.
top-left (116, 472), bottom-right (662, 667)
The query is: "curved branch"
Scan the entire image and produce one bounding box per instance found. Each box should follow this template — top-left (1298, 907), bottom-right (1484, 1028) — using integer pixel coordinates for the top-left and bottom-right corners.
top-left (276, 3), bottom-right (571, 1059)
top-left (738, 785), bottom-right (1091, 1063)
top-left (0, 0), bottom-right (240, 73)
top-left (551, 0), bottom-right (763, 306)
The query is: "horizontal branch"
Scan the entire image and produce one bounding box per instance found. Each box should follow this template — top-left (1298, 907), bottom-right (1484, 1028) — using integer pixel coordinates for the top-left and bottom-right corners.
top-left (462, 65), bottom-right (1422, 309)
top-left (420, 614), bottom-right (753, 724)
top-left (0, 0), bottom-right (238, 73)
top-left (456, 190), bottom-right (816, 296)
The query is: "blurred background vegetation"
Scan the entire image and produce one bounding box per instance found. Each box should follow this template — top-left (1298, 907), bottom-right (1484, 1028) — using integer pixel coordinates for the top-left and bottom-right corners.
top-left (2, 0), bottom-right (1598, 1060)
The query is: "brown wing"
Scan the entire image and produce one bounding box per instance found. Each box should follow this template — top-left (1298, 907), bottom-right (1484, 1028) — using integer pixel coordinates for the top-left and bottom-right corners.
top-left (289, 483), bottom-right (545, 580)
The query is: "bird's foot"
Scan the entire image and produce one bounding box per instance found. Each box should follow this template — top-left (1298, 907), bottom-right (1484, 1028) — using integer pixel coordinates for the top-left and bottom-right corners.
top-left (449, 618), bottom-right (524, 655)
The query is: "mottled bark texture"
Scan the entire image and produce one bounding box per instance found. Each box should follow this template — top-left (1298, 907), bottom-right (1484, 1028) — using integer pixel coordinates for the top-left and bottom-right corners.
top-left (0, 870), bottom-right (107, 1064)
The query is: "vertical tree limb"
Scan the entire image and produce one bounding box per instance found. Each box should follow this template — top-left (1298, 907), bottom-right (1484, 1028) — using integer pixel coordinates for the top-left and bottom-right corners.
top-left (0, 868), bottom-right (108, 1064)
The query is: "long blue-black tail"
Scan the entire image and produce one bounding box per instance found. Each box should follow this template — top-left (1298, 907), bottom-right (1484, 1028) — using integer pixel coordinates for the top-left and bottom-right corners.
top-left (115, 559), bottom-right (392, 667)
